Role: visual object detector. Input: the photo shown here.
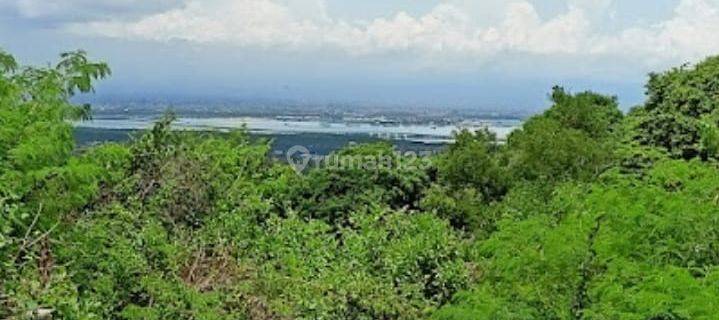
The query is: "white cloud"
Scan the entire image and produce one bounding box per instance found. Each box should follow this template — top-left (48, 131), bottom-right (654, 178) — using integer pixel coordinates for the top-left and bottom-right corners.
top-left (493, 2), bottom-right (590, 54)
top-left (328, 4), bottom-right (481, 55)
top-left (65, 0), bottom-right (719, 67)
top-left (79, 0), bottom-right (321, 47)
top-left (590, 0), bottom-right (719, 64)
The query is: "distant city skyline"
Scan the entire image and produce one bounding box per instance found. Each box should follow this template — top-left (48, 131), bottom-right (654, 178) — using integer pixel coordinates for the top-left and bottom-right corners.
top-left (2, 0), bottom-right (719, 111)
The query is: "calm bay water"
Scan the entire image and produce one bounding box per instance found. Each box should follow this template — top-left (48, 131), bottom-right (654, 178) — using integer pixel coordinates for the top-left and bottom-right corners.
top-left (74, 116), bottom-right (521, 156)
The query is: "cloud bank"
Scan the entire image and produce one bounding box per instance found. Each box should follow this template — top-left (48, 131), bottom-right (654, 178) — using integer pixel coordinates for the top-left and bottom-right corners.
top-left (13, 0), bottom-right (719, 68)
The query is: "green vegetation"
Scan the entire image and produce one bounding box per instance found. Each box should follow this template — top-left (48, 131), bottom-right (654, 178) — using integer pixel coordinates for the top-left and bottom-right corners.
top-left (1, 49), bottom-right (719, 320)
top-left (632, 56), bottom-right (719, 160)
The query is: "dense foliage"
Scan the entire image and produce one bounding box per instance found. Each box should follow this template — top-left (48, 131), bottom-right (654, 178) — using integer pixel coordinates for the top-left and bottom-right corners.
top-left (1, 50), bottom-right (718, 320)
top-left (632, 56), bottom-right (719, 160)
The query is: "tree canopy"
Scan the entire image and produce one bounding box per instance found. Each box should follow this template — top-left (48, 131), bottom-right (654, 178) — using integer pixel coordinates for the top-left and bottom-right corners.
top-left (2, 49), bottom-right (719, 320)
top-left (632, 56), bottom-right (719, 160)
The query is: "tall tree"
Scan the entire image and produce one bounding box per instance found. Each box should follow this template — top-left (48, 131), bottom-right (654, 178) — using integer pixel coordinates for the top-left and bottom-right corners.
top-left (631, 55), bottom-right (719, 159)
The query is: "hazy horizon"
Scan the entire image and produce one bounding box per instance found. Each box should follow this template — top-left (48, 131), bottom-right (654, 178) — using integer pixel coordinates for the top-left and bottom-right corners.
top-left (3, 0), bottom-right (719, 111)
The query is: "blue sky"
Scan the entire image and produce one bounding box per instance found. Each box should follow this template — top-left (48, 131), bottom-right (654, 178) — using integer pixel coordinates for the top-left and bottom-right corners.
top-left (1, 0), bottom-right (718, 112)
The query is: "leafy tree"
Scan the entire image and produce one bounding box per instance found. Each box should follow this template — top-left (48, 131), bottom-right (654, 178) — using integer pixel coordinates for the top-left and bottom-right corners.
top-left (288, 142), bottom-right (430, 227)
top-left (507, 88), bottom-right (622, 182)
top-left (418, 129), bottom-right (508, 233)
top-left (1, 49), bottom-right (111, 318)
top-left (420, 184), bottom-right (490, 233)
top-left (435, 129), bottom-right (508, 201)
top-left (233, 208), bottom-right (470, 319)
top-left (545, 86), bottom-right (623, 139)
top-left (434, 160), bottom-right (719, 319)
top-left (508, 117), bottom-right (613, 181)
top-left (631, 55), bottom-right (719, 159)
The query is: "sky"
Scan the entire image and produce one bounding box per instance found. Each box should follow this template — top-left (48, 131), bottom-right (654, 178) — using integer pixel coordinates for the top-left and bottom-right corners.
top-left (1, 0), bottom-right (719, 112)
